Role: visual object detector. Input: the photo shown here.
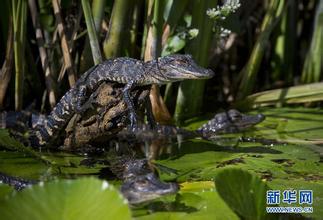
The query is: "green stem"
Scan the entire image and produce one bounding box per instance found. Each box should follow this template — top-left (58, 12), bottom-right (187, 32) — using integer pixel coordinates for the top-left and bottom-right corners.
top-left (80, 0), bottom-right (106, 72)
top-left (237, 0), bottom-right (286, 100)
top-left (81, 0), bottom-right (102, 65)
top-left (144, 0), bottom-right (163, 59)
top-left (91, 0), bottom-right (105, 34)
top-left (103, 0), bottom-right (132, 58)
top-left (271, 1), bottom-right (297, 83)
top-left (151, 0), bottom-right (163, 57)
top-left (13, 0), bottom-right (27, 111)
top-left (128, 0), bottom-right (143, 57)
top-left (140, 0), bottom-right (150, 59)
top-left (301, 0), bottom-right (323, 83)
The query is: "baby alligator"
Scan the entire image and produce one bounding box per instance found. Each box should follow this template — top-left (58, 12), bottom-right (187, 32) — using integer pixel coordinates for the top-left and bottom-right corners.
top-left (34, 54), bottom-right (214, 146)
top-left (115, 109), bottom-right (266, 142)
top-left (111, 157), bottom-right (178, 204)
top-left (0, 158), bottom-right (178, 204)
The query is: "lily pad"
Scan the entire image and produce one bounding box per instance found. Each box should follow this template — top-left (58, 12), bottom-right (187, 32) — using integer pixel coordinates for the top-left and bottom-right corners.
top-left (135, 181), bottom-right (238, 220)
top-left (215, 168), bottom-right (270, 220)
top-left (0, 184), bottom-right (13, 201)
top-left (268, 179), bottom-right (323, 219)
top-left (0, 178), bottom-right (131, 220)
top-left (0, 129), bottom-right (24, 149)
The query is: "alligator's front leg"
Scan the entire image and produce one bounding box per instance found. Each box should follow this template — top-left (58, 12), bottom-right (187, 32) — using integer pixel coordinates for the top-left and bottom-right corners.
top-left (123, 81), bottom-right (137, 130)
top-left (75, 85), bottom-right (99, 114)
top-left (145, 95), bottom-right (157, 129)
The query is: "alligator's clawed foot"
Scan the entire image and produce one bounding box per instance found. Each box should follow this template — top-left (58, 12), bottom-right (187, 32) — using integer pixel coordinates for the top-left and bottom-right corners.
top-left (129, 112), bottom-right (138, 131)
top-left (96, 106), bottom-right (109, 126)
top-left (76, 89), bottom-right (100, 115)
top-left (148, 119), bottom-right (157, 130)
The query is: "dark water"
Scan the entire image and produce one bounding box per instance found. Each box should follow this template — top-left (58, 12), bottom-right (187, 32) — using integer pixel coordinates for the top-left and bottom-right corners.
top-left (0, 107), bottom-right (322, 219)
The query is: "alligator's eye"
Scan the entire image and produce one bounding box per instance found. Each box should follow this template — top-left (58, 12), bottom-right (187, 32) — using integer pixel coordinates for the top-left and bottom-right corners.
top-left (136, 180), bottom-right (148, 186)
top-left (230, 114), bottom-right (241, 121)
top-left (174, 59), bottom-right (188, 65)
top-left (228, 110), bottom-right (242, 121)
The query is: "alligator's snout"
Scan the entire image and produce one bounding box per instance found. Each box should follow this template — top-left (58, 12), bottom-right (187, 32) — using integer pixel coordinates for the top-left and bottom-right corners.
top-left (183, 67), bottom-right (214, 80)
top-left (205, 68), bottom-right (215, 78)
top-left (256, 113), bottom-right (266, 122)
top-left (121, 173), bottom-right (179, 204)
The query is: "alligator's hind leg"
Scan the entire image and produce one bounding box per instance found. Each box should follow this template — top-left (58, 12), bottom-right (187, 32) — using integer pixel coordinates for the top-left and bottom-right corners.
top-left (123, 82), bottom-right (137, 130)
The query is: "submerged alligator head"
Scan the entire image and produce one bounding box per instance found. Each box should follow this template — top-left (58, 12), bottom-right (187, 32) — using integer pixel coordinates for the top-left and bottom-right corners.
top-left (115, 158), bottom-right (179, 204)
top-left (121, 172), bottom-right (179, 204)
top-left (144, 54), bottom-right (214, 84)
top-left (197, 109), bottom-right (265, 135)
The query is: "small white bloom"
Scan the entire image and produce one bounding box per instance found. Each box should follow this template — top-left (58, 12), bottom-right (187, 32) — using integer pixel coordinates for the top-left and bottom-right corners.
top-left (101, 181), bottom-right (109, 190)
top-left (188, 29), bottom-right (199, 38)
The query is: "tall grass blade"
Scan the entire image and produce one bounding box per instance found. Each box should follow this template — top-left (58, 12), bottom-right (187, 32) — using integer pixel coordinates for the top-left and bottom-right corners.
top-left (301, 0), bottom-right (323, 83)
top-left (103, 0), bottom-right (132, 58)
top-left (81, 0), bottom-right (102, 64)
top-left (52, 0), bottom-right (76, 86)
top-left (271, 1), bottom-right (297, 83)
top-left (12, 0), bottom-right (27, 110)
top-left (80, 0), bottom-right (105, 72)
top-left (28, 0), bottom-right (57, 108)
top-left (128, 0), bottom-right (143, 57)
top-left (235, 82), bottom-right (323, 110)
top-left (0, 18), bottom-right (14, 109)
top-left (237, 0), bottom-right (286, 100)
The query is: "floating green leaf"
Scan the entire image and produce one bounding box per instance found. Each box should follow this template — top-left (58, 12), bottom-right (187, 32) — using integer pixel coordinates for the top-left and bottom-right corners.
top-left (215, 168), bottom-right (270, 220)
top-left (0, 184), bottom-right (13, 201)
top-left (0, 178), bottom-right (131, 220)
top-left (269, 179), bottom-right (323, 219)
top-left (135, 181), bottom-right (238, 220)
top-left (0, 129), bottom-right (24, 149)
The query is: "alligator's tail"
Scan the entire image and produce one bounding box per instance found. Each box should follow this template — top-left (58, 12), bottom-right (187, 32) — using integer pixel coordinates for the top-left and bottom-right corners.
top-left (0, 172), bottom-right (35, 190)
top-left (30, 90), bottom-right (76, 147)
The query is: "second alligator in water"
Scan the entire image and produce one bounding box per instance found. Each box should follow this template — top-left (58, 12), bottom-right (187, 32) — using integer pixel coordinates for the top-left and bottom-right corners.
top-left (115, 109), bottom-right (265, 144)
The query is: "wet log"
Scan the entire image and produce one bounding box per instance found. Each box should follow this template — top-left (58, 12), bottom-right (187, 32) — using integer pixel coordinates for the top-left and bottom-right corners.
top-left (63, 82), bottom-right (150, 149)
